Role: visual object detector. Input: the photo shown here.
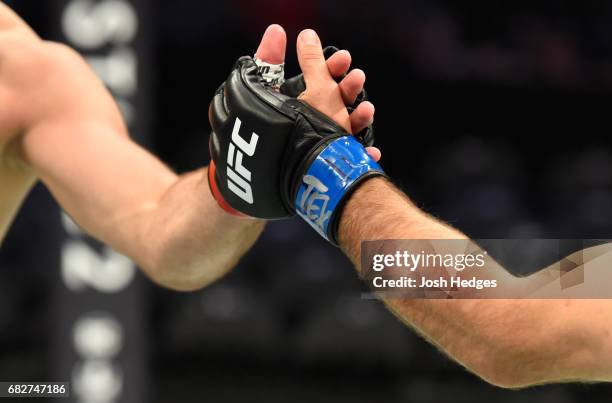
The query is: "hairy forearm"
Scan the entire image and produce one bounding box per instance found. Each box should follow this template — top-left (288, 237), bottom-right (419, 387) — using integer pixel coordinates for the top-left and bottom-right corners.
top-left (338, 178), bottom-right (612, 387)
top-left (383, 296), bottom-right (612, 387)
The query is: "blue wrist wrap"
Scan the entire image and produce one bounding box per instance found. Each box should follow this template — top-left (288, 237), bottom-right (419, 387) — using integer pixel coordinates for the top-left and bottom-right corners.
top-left (294, 136), bottom-right (385, 243)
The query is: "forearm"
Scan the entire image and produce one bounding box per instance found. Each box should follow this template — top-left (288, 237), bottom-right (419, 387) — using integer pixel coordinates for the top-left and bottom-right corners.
top-left (0, 6), bottom-right (263, 290)
top-left (23, 121), bottom-right (263, 291)
top-left (134, 168), bottom-right (265, 291)
top-left (384, 298), bottom-right (612, 387)
top-left (338, 178), bottom-right (612, 387)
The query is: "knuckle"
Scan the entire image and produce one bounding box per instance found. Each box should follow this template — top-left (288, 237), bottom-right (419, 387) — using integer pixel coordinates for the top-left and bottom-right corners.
top-left (300, 46), bottom-right (324, 62)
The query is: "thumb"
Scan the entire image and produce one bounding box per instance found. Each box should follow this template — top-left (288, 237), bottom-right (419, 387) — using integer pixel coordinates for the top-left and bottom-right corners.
top-left (255, 24), bottom-right (286, 64)
top-left (297, 29), bottom-right (332, 89)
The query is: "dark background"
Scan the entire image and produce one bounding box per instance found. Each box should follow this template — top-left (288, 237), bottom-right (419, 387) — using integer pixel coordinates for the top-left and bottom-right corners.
top-left (1, 0), bottom-right (612, 402)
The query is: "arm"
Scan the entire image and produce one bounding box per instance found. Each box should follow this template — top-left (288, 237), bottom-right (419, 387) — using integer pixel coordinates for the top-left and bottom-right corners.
top-left (0, 5), bottom-right (266, 291)
top-left (24, 117), bottom-right (263, 291)
top-left (338, 177), bottom-right (612, 387)
top-left (196, 26), bottom-right (612, 386)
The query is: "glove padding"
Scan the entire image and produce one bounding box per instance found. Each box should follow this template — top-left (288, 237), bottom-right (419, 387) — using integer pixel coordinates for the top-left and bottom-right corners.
top-left (209, 55), bottom-right (386, 242)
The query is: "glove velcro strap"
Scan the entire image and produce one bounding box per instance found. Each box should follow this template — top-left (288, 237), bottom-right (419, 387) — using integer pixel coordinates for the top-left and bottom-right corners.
top-left (294, 136), bottom-right (386, 244)
top-left (208, 161), bottom-right (250, 218)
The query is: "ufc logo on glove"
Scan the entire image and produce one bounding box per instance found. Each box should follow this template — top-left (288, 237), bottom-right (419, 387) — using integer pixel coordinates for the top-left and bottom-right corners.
top-left (226, 118), bottom-right (258, 204)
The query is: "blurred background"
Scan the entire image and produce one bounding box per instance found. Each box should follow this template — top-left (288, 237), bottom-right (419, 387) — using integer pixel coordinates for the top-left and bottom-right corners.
top-left (1, 0), bottom-right (612, 402)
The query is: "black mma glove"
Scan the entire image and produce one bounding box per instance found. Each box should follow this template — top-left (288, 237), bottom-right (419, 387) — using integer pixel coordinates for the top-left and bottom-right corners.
top-left (208, 55), bottom-right (386, 244)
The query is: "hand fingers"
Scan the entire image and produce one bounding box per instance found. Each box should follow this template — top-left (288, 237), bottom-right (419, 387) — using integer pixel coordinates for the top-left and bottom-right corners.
top-left (339, 69), bottom-right (366, 105)
top-left (366, 146), bottom-right (382, 162)
top-left (255, 24), bottom-right (286, 64)
top-left (326, 49), bottom-right (351, 78)
top-left (297, 29), bottom-right (334, 90)
top-left (350, 101), bottom-right (375, 134)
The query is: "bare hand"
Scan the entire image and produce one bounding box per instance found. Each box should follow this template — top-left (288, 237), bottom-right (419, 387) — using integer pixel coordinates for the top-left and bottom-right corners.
top-left (254, 25), bottom-right (381, 161)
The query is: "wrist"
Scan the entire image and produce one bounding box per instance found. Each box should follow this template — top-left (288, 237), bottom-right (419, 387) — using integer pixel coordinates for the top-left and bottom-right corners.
top-left (207, 161), bottom-right (253, 218)
top-left (336, 176), bottom-right (388, 243)
top-left (293, 135), bottom-right (386, 244)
